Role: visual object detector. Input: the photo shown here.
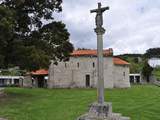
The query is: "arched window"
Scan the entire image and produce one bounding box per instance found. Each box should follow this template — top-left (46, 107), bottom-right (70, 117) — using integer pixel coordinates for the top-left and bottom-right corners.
top-left (93, 62), bottom-right (95, 68)
top-left (65, 63), bottom-right (67, 68)
top-left (77, 62), bottom-right (79, 68)
top-left (123, 72), bottom-right (125, 76)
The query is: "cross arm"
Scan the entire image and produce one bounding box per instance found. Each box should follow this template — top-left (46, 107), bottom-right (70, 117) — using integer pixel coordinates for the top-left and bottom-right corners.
top-left (90, 6), bottom-right (109, 13)
top-left (90, 9), bottom-right (98, 13)
top-left (101, 6), bottom-right (109, 12)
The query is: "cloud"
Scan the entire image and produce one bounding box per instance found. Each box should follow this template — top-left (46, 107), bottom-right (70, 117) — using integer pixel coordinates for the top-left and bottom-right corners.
top-left (54, 0), bottom-right (160, 55)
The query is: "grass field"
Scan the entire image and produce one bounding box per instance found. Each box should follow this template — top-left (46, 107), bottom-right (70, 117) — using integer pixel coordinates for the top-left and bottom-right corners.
top-left (0, 85), bottom-right (160, 120)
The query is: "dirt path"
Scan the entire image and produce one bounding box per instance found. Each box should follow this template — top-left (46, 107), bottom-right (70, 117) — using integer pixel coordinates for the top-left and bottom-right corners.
top-left (0, 88), bottom-right (7, 120)
top-left (0, 88), bottom-right (5, 97)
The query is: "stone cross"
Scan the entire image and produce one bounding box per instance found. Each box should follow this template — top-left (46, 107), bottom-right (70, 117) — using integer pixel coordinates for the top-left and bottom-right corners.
top-left (91, 3), bottom-right (109, 28)
top-left (77, 3), bottom-right (130, 120)
top-left (90, 3), bottom-right (109, 104)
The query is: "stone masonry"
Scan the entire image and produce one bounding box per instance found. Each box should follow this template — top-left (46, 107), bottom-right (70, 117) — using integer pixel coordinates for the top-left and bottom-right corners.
top-left (77, 102), bottom-right (130, 120)
top-left (48, 51), bottom-right (130, 89)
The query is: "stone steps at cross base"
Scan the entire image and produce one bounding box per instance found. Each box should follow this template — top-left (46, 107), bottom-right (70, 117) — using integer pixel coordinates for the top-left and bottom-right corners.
top-left (77, 113), bottom-right (130, 120)
top-left (110, 113), bottom-right (130, 120)
top-left (119, 117), bottom-right (130, 120)
top-left (110, 113), bottom-right (122, 120)
top-left (77, 102), bottom-right (131, 120)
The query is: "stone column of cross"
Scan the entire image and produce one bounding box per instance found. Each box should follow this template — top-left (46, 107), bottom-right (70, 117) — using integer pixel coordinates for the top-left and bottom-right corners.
top-left (90, 2), bottom-right (109, 104)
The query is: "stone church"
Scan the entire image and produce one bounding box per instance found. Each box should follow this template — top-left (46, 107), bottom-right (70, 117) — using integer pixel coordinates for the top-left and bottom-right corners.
top-left (48, 49), bottom-right (130, 88)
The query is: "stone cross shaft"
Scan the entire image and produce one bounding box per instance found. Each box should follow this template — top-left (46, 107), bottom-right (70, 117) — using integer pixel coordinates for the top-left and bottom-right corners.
top-left (90, 3), bottom-right (109, 104)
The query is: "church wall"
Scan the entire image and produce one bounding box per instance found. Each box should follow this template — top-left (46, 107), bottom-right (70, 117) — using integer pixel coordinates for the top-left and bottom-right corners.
top-left (48, 56), bottom-right (130, 89)
top-left (104, 57), bottom-right (114, 88)
top-left (48, 62), bottom-right (73, 88)
top-left (113, 65), bottom-right (130, 88)
top-left (71, 57), bottom-right (97, 88)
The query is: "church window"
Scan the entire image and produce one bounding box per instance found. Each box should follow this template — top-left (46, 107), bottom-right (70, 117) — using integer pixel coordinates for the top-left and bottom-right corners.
top-left (123, 72), bottom-right (125, 76)
top-left (65, 63), bottom-right (67, 68)
top-left (77, 62), bottom-right (79, 68)
top-left (93, 62), bottom-right (95, 68)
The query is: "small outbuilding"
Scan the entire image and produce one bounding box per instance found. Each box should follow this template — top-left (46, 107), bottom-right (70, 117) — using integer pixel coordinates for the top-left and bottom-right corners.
top-left (31, 69), bottom-right (48, 88)
top-left (0, 76), bottom-right (23, 87)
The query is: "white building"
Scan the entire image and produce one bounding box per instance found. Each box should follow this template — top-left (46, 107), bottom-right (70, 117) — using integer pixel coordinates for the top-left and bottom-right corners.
top-left (48, 49), bottom-right (131, 88)
top-left (0, 76), bottom-right (24, 87)
top-left (129, 73), bottom-right (141, 84)
top-left (148, 58), bottom-right (160, 68)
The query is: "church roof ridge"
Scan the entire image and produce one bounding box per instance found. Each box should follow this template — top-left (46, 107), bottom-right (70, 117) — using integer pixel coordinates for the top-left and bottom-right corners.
top-left (113, 57), bottom-right (130, 65)
top-left (31, 69), bottom-right (48, 75)
top-left (71, 48), bottom-right (113, 57)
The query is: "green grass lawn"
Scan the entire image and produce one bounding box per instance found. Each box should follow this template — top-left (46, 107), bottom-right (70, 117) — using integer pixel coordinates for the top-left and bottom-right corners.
top-left (0, 85), bottom-right (160, 120)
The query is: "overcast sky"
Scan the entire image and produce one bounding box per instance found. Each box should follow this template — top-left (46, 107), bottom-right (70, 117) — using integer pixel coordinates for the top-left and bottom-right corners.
top-left (54, 0), bottom-right (160, 55)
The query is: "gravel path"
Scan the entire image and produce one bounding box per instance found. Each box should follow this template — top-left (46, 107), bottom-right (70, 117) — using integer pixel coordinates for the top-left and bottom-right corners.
top-left (0, 88), bottom-right (5, 97)
top-left (0, 88), bottom-right (4, 93)
top-left (0, 88), bottom-right (7, 120)
top-left (0, 88), bottom-right (4, 90)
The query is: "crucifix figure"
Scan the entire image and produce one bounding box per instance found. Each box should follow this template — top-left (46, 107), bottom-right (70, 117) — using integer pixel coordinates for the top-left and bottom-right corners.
top-left (91, 3), bottom-right (109, 28)
top-left (90, 3), bottom-right (109, 104)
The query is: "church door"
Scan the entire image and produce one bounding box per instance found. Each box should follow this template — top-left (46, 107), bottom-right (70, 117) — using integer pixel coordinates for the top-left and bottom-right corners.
top-left (86, 75), bottom-right (90, 87)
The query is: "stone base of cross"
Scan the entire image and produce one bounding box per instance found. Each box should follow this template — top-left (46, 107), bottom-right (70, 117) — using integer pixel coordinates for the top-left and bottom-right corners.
top-left (77, 102), bottom-right (130, 120)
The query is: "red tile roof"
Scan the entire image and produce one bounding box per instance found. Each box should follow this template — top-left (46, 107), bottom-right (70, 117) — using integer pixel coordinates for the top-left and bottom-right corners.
top-left (71, 49), bottom-right (113, 57)
top-left (113, 57), bottom-right (129, 65)
top-left (31, 69), bottom-right (48, 75)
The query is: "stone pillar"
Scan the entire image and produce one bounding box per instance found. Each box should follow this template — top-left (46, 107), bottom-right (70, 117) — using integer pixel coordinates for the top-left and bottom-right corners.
top-left (77, 2), bottom-right (130, 120)
top-left (95, 27), bottom-right (105, 104)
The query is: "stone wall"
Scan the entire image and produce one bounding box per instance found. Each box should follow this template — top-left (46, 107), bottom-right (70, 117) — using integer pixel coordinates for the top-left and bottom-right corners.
top-left (113, 65), bottom-right (130, 88)
top-left (23, 74), bottom-right (32, 88)
top-left (48, 56), bottom-right (130, 88)
top-left (104, 57), bottom-right (114, 88)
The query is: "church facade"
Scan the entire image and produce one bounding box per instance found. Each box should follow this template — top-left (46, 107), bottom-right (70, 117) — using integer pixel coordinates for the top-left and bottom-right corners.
top-left (48, 49), bottom-right (130, 88)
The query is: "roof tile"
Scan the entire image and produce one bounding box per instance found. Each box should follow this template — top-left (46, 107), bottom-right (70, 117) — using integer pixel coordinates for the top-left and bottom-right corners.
top-left (71, 49), bottom-right (113, 57)
top-left (113, 57), bottom-right (129, 65)
top-left (31, 69), bottom-right (48, 75)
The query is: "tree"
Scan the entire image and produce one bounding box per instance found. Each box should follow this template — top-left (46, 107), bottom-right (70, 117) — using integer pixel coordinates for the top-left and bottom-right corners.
top-left (117, 54), bottom-right (143, 73)
top-left (144, 48), bottom-right (160, 58)
top-left (0, 6), bottom-right (16, 68)
top-left (36, 22), bottom-right (73, 62)
top-left (2, 0), bottom-right (62, 34)
top-left (0, 0), bottom-right (74, 70)
top-left (142, 60), bottom-right (153, 82)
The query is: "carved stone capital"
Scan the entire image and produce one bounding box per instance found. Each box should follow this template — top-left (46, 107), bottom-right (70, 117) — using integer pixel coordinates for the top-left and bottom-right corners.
top-left (94, 27), bottom-right (105, 35)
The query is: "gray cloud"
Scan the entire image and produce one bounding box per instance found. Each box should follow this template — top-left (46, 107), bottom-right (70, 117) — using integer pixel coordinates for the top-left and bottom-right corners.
top-left (54, 0), bottom-right (160, 55)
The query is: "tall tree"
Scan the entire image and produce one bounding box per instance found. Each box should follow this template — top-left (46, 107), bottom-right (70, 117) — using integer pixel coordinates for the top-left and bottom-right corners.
top-left (144, 48), bottom-right (160, 58)
top-left (0, 6), bottom-right (16, 68)
top-left (142, 60), bottom-right (153, 82)
top-left (0, 0), bottom-right (74, 70)
top-left (39, 22), bottom-right (73, 62)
